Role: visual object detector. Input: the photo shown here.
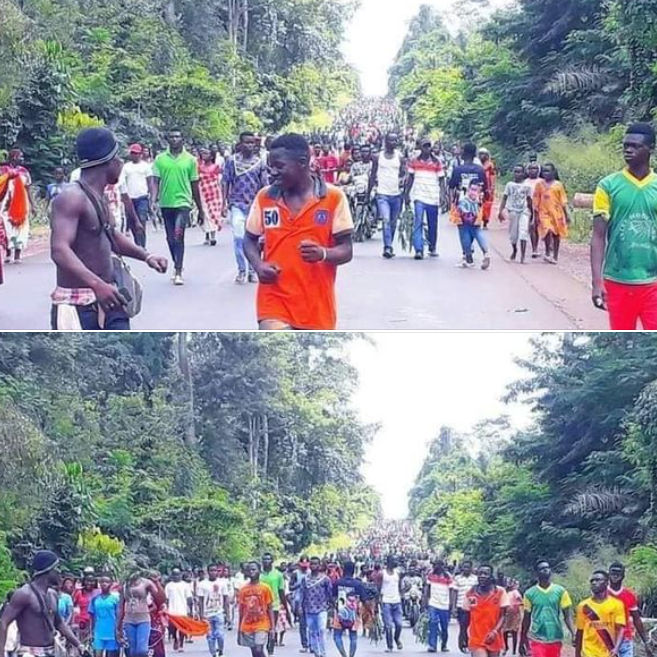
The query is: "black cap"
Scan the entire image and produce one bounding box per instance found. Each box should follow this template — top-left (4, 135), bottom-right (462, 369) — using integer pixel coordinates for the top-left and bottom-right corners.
top-left (76, 128), bottom-right (119, 169)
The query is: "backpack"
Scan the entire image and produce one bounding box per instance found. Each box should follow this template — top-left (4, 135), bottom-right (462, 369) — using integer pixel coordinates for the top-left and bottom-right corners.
top-left (337, 597), bottom-right (358, 630)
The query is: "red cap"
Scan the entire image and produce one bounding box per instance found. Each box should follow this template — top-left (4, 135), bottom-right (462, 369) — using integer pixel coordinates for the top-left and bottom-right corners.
top-left (128, 143), bottom-right (143, 154)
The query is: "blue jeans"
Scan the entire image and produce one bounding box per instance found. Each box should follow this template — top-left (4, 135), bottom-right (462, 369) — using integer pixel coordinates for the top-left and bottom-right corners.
top-left (413, 201), bottom-right (439, 253)
top-left (428, 607), bottom-right (450, 651)
top-left (376, 195), bottom-right (403, 249)
top-left (619, 639), bottom-right (634, 657)
top-left (230, 206), bottom-right (254, 274)
top-left (333, 629), bottom-right (358, 657)
top-left (458, 223), bottom-right (488, 261)
top-left (381, 602), bottom-right (403, 650)
top-left (131, 196), bottom-right (150, 248)
top-left (206, 613), bottom-right (225, 656)
top-left (124, 620), bottom-right (151, 657)
top-left (306, 611), bottom-right (327, 657)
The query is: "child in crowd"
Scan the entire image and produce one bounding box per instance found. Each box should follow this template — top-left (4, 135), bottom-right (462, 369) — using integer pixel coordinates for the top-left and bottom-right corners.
top-left (533, 163), bottom-right (570, 264)
top-left (498, 165), bottom-right (533, 263)
top-left (456, 181), bottom-right (491, 270)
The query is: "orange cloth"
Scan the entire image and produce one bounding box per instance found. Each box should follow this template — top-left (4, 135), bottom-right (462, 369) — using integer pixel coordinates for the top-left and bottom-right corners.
top-left (533, 180), bottom-right (568, 239)
top-left (6, 175), bottom-right (28, 228)
top-left (0, 174), bottom-right (9, 202)
top-left (246, 180), bottom-right (354, 330)
top-left (238, 582), bottom-right (273, 634)
top-left (463, 586), bottom-right (509, 651)
top-left (167, 614), bottom-right (209, 637)
top-left (482, 162), bottom-right (496, 223)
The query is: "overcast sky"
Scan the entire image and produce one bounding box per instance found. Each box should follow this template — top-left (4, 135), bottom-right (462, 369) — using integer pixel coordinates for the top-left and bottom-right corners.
top-left (342, 0), bottom-right (515, 96)
top-left (349, 333), bottom-right (534, 518)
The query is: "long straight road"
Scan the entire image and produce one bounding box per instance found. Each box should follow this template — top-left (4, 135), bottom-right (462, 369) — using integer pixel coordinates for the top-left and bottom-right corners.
top-left (0, 213), bottom-right (606, 330)
top-left (183, 618), bottom-right (460, 657)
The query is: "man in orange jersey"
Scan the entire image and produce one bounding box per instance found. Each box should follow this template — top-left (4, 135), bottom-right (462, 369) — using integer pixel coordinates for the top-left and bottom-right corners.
top-left (244, 133), bottom-right (354, 330)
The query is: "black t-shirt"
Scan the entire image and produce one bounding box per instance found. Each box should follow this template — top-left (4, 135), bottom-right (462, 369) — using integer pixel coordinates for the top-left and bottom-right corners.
top-left (333, 577), bottom-right (367, 605)
top-left (449, 163), bottom-right (488, 197)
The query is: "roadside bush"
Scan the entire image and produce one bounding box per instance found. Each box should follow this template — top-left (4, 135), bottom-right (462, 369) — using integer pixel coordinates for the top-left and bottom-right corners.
top-left (542, 124), bottom-right (623, 194)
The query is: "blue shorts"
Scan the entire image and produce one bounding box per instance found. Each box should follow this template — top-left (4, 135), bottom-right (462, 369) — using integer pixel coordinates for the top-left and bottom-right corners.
top-left (93, 638), bottom-right (119, 652)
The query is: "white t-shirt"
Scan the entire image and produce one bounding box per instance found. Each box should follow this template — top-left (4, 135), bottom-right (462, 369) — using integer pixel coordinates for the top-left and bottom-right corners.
top-left (165, 580), bottom-right (193, 616)
top-left (232, 572), bottom-right (246, 592)
top-left (453, 574), bottom-right (478, 609)
top-left (408, 157), bottom-right (442, 206)
top-left (122, 160), bottom-right (152, 199)
top-left (380, 569), bottom-right (401, 604)
top-left (377, 151), bottom-right (402, 196)
top-left (197, 578), bottom-right (228, 618)
top-left (427, 573), bottom-right (453, 610)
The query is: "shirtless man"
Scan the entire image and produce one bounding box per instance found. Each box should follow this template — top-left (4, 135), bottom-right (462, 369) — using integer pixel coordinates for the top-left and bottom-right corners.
top-left (0, 550), bottom-right (84, 657)
top-left (117, 572), bottom-right (162, 657)
top-left (50, 127), bottom-right (168, 330)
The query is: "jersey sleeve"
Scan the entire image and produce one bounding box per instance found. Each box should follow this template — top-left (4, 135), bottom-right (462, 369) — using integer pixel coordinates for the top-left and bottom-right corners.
top-left (189, 158), bottom-right (199, 183)
top-left (333, 190), bottom-right (354, 235)
top-left (523, 594), bottom-right (532, 612)
top-left (151, 157), bottom-right (161, 179)
top-left (504, 182), bottom-right (512, 197)
top-left (561, 590), bottom-right (573, 609)
top-left (575, 604), bottom-right (585, 631)
top-left (245, 192), bottom-right (264, 235)
top-left (628, 590), bottom-right (639, 612)
top-left (593, 185), bottom-right (611, 220)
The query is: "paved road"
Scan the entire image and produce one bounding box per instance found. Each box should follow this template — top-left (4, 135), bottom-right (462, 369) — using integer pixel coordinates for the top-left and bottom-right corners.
top-left (0, 214), bottom-right (607, 330)
top-left (181, 617), bottom-right (461, 657)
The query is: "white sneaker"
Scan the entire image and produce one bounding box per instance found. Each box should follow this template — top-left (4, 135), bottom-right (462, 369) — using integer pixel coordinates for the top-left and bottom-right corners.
top-left (173, 274), bottom-right (184, 286)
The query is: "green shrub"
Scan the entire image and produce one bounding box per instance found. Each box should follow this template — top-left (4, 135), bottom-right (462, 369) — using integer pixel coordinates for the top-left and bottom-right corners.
top-left (541, 124), bottom-right (624, 194)
top-left (569, 209), bottom-right (593, 244)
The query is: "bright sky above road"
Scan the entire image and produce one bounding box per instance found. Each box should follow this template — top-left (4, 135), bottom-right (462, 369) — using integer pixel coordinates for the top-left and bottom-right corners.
top-left (342, 0), bottom-right (515, 96)
top-left (350, 333), bottom-right (534, 519)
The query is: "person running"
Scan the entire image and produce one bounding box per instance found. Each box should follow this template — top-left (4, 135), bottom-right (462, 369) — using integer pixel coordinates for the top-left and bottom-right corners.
top-left (607, 562), bottom-right (653, 657)
top-left (479, 149), bottom-right (496, 229)
top-left (378, 556), bottom-right (403, 653)
top-left (244, 133), bottom-right (354, 330)
top-left (165, 569), bottom-right (193, 652)
top-left (453, 561), bottom-right (479, 652)
top-left (198, 564), bottom-right (230, 657)
top-left (370, 132), bottom-right (405, 259)
top-left (198, 148), bottom-right (223, 247)
top-left (222, 132), bottom-right (269, 284)
top-left (118, 571), bottom-right (161, 657)
top-left (405, 137), bottom-right (442, 259)
top-left (0, 550), bottom-right (85, 657)
top-left (332, 561), bottom-right (366, 657)
top-left (498, 165), bottom-right (533, 263)
top-left (524, 163), bottom-right (542, 259)
top-left (50, 128), bottom-right (168, 330)
top-left (0, 149), bottom-right (33, 265)
top-left (301, 557), bottom-right (332, 657)
top-left (150, 128), bottom-right (205, 286)
top-left (237, 562), bottom-right (275, 657)
top-left (462, 565), bottom-right (509, 657)
top-left (423, 559), bottom-right (453, 653)
top-left (591, 123), bottom-right (657, 329)
top-left (520, 560), bottom-right (574, 657)
top-left (533, 163), bottom-right (569, 264)
top-left (502, 581), bottom-right (523, 657)
top-left (575, 571), bottom-right (625, 657)
top-left (89, 574), bottom-right (120, 657)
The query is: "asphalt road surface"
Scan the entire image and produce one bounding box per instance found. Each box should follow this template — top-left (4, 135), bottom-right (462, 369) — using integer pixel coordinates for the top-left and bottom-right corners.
top-left (0, 213), bottom-right (607, 330)
top-left (177, 618), bottom-right (461, 657)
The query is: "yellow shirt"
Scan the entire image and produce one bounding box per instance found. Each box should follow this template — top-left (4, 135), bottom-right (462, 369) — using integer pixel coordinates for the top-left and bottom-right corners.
top-left (576, 596), bottom-right (626, 657)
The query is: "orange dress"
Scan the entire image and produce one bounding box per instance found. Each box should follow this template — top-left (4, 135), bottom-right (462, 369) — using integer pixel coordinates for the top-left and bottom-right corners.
top-left (533, 180), bottom-right (568, 239)
top-left (482, 161), bottom-right (496, 224)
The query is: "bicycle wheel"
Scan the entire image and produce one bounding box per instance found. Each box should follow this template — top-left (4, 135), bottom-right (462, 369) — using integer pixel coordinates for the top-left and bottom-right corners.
top-left (354, 205), bottom-right (366, 242)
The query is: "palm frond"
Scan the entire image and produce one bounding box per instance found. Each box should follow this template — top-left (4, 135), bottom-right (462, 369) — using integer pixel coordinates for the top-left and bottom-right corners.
top-left (564, 487), bottom-right (633, 518)
top-left (545, 65), bottom-right (608, 96)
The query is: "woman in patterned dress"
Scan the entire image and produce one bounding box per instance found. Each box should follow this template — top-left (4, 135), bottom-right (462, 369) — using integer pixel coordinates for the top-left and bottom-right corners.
top-left (0, 149), bottom-right (33, 264)
top-left (198, 147), bottom-right (223, 246)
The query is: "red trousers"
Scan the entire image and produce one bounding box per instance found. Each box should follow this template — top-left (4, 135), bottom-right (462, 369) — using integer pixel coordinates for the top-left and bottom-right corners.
top-left (605, 279), bottom-right (657, 330)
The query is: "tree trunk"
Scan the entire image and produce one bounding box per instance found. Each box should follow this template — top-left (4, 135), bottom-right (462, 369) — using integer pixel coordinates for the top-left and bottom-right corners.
top-left (177, 333), bottom-right (196, 446)
top-left (242, 0), bottom-right (249, 51)
top-left (262, 413), bottom-right (269, 478)
top-left (164, 0), bottom-right (177, 26)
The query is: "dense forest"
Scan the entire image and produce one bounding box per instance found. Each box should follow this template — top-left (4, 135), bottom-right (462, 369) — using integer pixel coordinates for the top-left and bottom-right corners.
top-left (0, 0), bottom-right (358, 183)
top-left (409, 333), bottom-right (657, 610)
top-left (0, 333), bottom-right (381, 594)
top-left (390, 0), bottom-right (656, 190)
